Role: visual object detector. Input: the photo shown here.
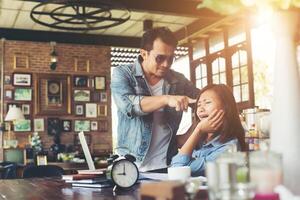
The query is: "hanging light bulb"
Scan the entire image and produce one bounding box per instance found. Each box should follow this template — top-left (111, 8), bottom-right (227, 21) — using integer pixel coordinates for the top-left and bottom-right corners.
top-left (50, 41), bottom-right (57, 70)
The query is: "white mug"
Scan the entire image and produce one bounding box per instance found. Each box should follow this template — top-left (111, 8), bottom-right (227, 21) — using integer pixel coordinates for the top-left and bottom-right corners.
top-left (168, 166), bottom-right (191, 181)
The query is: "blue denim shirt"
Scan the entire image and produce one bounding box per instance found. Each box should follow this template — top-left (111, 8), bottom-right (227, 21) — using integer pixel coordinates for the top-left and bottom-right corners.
top-left (171, 135), bottom-right (238, 176)
top-left (111, 56), bottom-right (199, 164)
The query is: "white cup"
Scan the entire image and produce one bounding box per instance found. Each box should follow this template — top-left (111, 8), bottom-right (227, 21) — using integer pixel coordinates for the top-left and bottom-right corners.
top-left (168, 166), bottom-right (191, 181)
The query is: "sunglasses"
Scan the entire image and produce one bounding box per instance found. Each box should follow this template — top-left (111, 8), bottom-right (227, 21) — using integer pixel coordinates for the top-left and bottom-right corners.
top-left (150, 53), bottom-right (175, 65)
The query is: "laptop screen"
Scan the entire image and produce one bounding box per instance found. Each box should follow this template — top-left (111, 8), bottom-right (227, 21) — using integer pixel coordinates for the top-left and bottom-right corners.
top-left (78, 131), bottom-right (96, 170)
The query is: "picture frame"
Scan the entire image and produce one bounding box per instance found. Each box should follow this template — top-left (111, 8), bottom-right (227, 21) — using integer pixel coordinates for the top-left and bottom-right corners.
top-left (98, 104), bottom-right (107, 117)
top-left (47, 118), bottom-right (61, 136)
top-left (12, 73), bottom-right (32, 87)
top-left (100, 92), bottom-right (107, 102)
top-left (74, 120), bottom-right (90, 132)
top-left (91, 121), bottom-right (98, 131)
top-left (99, 120), bottom-right (108, 132)
top-left (62, 120), bottom-right (72, 132)
top-left (5, 90), bottom-right (13, 100)
top-left (74, 90), bottom-right (90, 102)
top-left (75, 104), bottom-right (84, 116)
top-left (21, 104), bottom-right (30, 115)
top-left (94, 76), bottom-right (106, 90)
top-left (14, 119), bottom-right (31, 132)
top-left (37, 155), bottom-right (47, 166)
top-left (85, 103), bottom-right (97, 118)
top-left (14, 88), bottom-right (32, 101)
top-left (73, 76), bottom-right (88, 87)
top-left (4, 75), bottom-right (11, 85)
top-left (34, 118), bottom-right (45, 132)
top-left (36, 74), bottom-right (71, 115)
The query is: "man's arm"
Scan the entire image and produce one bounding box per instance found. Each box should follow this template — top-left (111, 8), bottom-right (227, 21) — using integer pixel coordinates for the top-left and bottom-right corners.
top-left (140, 95), bottom-right (196, 113)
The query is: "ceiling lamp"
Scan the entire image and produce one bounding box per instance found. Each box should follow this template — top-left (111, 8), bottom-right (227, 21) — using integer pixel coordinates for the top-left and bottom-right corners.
top-left (30, 0), bottom-right (130, 31)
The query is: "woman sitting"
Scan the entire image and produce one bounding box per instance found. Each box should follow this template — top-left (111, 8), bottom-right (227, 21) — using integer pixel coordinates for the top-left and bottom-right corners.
top-left (171, 84), bottom-right (247, 176)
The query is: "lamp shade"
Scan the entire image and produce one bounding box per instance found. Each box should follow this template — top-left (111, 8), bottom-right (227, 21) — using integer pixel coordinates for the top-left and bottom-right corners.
top-left (5, 106), bottom-right (25, 121)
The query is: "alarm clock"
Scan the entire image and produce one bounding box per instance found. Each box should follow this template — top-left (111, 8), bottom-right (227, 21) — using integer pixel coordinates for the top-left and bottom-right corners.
top-left (106, 154), bottom-right (139, 189)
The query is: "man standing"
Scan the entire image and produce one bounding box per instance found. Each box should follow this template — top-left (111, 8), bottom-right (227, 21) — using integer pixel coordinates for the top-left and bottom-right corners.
top-left (111, 27), bottom-right (199, 172)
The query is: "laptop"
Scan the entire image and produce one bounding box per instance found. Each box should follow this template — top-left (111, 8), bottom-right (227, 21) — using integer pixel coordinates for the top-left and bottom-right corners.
top-left (78, 131), bottom-right (104, 174)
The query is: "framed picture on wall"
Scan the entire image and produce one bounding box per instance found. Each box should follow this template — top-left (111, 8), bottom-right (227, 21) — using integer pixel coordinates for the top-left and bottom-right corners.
top-left (73, 76), bottom-right (88, 87)
top-left (100, 92), bottom-right (107, 102)
top-left (4, 75), bottom-right (11, 85)
top-left (98, 104), bottom-right (107, 117)
top-left (47, 118), bottom-right (61, 136)
top-left (91, 121), bottom-right (98, 131)
top-left (62, 120), bottom-right (72, 132)
top-left (14, 88), bottom-right (32, 101)
top-left (12, 73), bottom-right (32, 87)
top-left (85, 103), bottom-right (97, 118)
top-left (74, 90), bottom-right (90, 102)
top-left (94, 76), bottom-right (106, 90)
top-left (74, 120), bottom-right (90, 132)
top-left (21, 104), bottom-right (30, 115)
top-left (75, 104), bottom-right (84, 116)
top-left (14, 119), bottom-right (31, 132)
top-left (34, 118), bottom-right (44, 132)
top-left (5, 90), bottom-right (13, 100)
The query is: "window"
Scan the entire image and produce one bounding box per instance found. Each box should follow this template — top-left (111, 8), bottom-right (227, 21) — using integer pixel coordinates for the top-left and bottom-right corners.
top-left (190, 25), bottom-right (254, 110)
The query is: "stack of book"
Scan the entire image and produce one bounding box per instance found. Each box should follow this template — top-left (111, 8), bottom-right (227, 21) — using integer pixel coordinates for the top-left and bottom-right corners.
top-left (62, 169), bottom-right (112, 188)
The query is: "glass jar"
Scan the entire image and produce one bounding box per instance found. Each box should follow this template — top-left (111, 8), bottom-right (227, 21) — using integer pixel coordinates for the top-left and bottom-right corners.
top-left (250, 151), bottom-right (283, 194)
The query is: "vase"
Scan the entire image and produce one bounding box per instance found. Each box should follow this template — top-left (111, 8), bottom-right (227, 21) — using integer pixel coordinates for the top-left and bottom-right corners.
top-left (270, 10), bottom-right (300, 195)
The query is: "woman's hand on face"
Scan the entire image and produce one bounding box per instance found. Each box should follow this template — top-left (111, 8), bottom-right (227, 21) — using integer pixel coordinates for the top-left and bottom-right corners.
top-left (195, 109), bottom-right (224, 134)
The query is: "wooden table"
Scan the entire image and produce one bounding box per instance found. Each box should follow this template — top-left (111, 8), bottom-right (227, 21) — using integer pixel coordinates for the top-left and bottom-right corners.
top-left (0, 178), bottom-right (139, 200)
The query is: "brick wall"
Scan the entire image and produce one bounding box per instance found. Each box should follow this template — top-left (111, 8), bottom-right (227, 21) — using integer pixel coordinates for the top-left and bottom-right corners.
top-left (1, 40), bottom-right (112, 156)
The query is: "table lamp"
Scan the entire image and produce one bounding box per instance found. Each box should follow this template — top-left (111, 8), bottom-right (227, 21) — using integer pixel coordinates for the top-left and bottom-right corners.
top-left (4, 105), bottom-right (25, 148)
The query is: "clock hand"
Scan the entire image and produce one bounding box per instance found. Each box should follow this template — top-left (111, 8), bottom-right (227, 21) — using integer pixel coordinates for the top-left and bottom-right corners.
top-left (123, 164), bottom-right (126, 175)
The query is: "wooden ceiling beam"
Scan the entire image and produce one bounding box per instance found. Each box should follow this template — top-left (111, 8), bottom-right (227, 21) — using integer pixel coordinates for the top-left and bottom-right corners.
top-left (0, 28), bottom-right (141, 48)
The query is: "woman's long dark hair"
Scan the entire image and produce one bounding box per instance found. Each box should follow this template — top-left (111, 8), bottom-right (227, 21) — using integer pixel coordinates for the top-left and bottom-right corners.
top-left (191, 84), bottom-right (248, 151)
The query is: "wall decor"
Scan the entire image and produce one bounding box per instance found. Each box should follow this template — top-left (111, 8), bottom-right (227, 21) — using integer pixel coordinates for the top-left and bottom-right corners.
top-left (74, 120), bottom-right (90, 132)
top-left (5, 90), bottom-right (13, 100)
top-left (14, 119), bottom-right (31, 132)
top-left (98, 104), bottom-right (107, 117)
top-left (85, 103), bottom-right (97, 118)
top-left (47, 80), bottom-right (62, 106)
top-left (21, 104), bottom-right (30, 115)
top-left (74, 90), bottom-right (90, 102)
top-left (14, 88), bottom-right (32, 101)
top-left (73, 76), bottom-right (88, 87)
top-left (35, 74), bottom-right (71, 115)
top-left (62, 120), bottom-right (72, 132)
top-left (47, 118), bottom-right (61, 136)
top-left (91, 121), bottom-right (98, 131)
top-left (75, 104), bottom-right (84, 116)
top-left (34, 118), bottom-right (45, 132)
top-left (94, 76), bottom-right (106, 90)
top-left (4, 75), bottom-right (11, 85)
top-left (99, 120), bottom-right (108, 132)
top-left (13, 54), bottom-right (29, 69)
top-left (12, 73), bottom-right (32, 87)
top-left (100, 92), bottom-right (107, 102)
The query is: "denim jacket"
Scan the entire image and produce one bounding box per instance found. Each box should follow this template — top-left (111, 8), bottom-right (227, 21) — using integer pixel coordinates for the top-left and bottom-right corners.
top-left (171, 135), bottom-right (238, 176)
top-left (111, 56), bottom-right (199, 164)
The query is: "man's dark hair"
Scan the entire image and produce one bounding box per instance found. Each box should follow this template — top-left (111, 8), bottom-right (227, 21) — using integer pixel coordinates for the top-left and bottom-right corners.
top-left (140, 27), bottom-right (178, 51)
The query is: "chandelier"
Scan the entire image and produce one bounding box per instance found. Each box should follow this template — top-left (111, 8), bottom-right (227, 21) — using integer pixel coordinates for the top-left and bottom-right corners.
top-left (30, 0), bottom-right (131, 31)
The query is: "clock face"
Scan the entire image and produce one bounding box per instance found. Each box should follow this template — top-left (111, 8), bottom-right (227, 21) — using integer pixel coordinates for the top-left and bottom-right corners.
top-left (48, 82), bottom-right (60, 94)
top-left (111, 159), bottom-right (139, 188)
